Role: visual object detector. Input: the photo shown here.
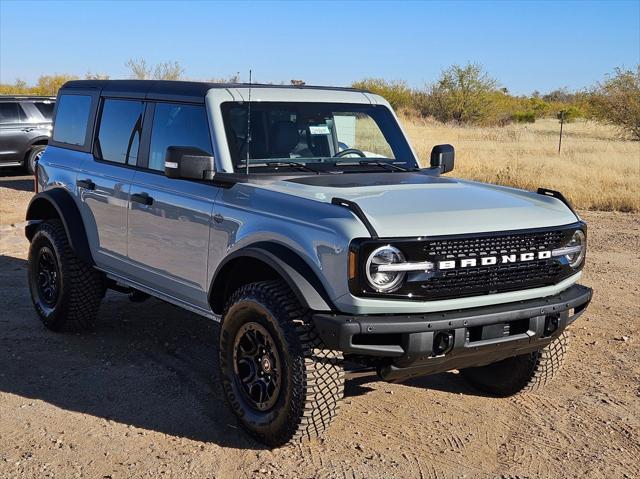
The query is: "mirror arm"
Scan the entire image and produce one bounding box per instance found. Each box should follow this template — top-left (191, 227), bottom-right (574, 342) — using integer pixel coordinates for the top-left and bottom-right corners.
top-left (211, 173), bottom-right (249, 188)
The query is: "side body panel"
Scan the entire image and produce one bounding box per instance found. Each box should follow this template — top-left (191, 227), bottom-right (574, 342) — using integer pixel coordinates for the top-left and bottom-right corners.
top-left (75, 158), bottom-right (134, 274)
top-left (36, 145), bottom-right (87, 201)
top-left (127, 170), bottom-right (218, 309)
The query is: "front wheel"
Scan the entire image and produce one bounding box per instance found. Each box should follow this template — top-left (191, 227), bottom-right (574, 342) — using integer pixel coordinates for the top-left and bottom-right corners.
top-left (460, 333), bottom-right (568, 397)
top-left (219, 280), bottom-right (344, 447)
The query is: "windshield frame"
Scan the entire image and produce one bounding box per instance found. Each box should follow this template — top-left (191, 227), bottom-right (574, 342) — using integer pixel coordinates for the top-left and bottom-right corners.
top-left (220, 101), bottom-right (419, 174)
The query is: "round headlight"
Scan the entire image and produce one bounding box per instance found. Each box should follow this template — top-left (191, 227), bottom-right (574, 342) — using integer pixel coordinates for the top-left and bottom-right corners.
top-left (566, 230), bottom-right (586, 268)
top-left (365, 246), bottom-right (406, 292)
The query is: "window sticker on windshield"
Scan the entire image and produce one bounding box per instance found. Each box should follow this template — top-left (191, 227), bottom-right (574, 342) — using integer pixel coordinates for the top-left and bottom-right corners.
top-left (309, 125), bottom-right (330, 135)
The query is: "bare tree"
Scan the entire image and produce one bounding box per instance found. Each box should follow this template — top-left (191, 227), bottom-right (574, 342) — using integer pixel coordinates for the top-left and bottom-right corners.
top-left (125, 58), bottom-right (184, 80)
top-left (209, 74), bottom-right (241, 83)
top-left (85, 71), bottom-right (110, 80)
top-left (125, 58), bottom-right (151, 79)
top-left (152, 61), bottom-right (184, 80)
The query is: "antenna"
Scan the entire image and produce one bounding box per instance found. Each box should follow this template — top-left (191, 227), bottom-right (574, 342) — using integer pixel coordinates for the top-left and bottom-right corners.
top-left (245, 69), bottom-right (252, 176)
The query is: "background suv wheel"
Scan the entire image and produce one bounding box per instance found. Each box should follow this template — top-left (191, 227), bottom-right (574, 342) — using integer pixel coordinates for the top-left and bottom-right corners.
top-left (26, 145), bottom-right (46, 174)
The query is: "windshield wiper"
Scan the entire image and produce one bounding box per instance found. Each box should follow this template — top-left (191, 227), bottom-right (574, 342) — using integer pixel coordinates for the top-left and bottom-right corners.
top-left (336, 159), bottom-right (412, 172)
top-left (236, 161), bottom-right (321, 174)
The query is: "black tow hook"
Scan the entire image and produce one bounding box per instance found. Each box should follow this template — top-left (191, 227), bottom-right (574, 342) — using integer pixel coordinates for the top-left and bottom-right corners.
top-left (433, 331), bottom-right (454, 356)
top-left (543, 314), bottom-right (560, 337)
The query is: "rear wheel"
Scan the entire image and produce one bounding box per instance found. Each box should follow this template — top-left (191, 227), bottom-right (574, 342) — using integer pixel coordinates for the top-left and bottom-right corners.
top-left (26, 145), bottom-right (46, 174)
top-left (27, 220), bottom-right (105, 331)
top-left (460, 333), bottom-right (568, 397)
top-left (219, 280), bottom-right (344, 447)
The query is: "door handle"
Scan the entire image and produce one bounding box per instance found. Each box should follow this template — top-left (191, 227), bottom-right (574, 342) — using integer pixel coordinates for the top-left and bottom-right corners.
top-left (21, 127), bottom-right (35, 132)
top-left (213, 213), bottom-right (224, 223)
top-left (76, 179), bottom-right (96, 190)
top-left (131, 192), bottom-right (154, 206)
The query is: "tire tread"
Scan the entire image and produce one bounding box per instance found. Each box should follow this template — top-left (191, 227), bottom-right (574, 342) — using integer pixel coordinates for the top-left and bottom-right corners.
top-left (222, 280), bottom-right (344, 445)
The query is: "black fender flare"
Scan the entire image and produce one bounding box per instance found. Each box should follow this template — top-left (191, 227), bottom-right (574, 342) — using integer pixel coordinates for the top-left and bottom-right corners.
top-left (208, 242), bottom-right (335, 315)
top-left (25, 189), bottom-right (94, 265)
top-left (28, 136), bottom-right (50, 147)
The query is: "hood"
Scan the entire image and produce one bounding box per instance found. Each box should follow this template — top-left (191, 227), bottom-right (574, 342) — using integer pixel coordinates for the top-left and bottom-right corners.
top-left (255, 172), bottom-right (579, 237)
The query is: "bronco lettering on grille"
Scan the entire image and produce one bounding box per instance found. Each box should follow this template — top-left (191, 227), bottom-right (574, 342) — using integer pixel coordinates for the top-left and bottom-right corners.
top-left (438, 250), bottom-right (552, 270)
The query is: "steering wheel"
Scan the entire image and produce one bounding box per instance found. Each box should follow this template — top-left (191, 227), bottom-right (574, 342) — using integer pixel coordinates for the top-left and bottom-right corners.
top-left (334, 148), bottom-right (366, 158)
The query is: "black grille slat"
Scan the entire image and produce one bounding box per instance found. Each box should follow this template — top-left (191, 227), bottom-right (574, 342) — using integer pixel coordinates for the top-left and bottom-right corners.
top-left (418, 230), bottom-right (569, 299)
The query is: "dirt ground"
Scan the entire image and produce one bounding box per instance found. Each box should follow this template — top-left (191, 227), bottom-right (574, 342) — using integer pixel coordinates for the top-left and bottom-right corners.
top-left (1, 172), bottom-right (638, 478)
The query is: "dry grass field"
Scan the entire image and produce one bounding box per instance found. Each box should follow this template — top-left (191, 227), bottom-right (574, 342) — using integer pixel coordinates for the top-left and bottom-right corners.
top-left (401, 116), bottom-right (640, 212)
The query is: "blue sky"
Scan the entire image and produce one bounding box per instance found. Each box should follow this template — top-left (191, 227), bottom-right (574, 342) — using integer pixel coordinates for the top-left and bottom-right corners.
top-left (1, 0), bottom-right (638, 94)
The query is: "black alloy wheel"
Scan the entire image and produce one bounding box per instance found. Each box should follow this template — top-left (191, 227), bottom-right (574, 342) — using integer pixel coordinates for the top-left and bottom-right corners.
top-left (233, 322), bottom-right (283, 411)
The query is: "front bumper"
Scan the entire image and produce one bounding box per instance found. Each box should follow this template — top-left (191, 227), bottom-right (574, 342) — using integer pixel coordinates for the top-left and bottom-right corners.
top-left (313, 284), bottom-right (592, 382)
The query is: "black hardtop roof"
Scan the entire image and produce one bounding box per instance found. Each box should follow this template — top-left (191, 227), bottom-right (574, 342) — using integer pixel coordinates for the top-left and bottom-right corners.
top-left (60, 80), bottom-right (368, 102)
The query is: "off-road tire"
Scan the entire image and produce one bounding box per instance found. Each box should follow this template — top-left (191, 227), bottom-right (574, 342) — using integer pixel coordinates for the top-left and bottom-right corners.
top-left (26, 145), bottom-right (46, 174)
top-left (460, 332), bottom-right (568, 397)
top-left (219, 280), bottom-right (344, 447)
top-left (28, 220), bottom-right (105, 331)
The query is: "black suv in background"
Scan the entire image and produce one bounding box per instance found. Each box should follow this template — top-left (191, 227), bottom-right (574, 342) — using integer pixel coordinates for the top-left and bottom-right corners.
top-left (0, 96), bottom-right (55, 173)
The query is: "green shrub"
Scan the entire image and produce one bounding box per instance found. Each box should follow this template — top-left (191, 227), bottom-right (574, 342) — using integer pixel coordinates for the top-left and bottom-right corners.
top-left (513, 111), bottom-right (536, 123)
top-left (556, 106), bottom-right (585, 123)
top-left (351, 78), bottom-right (414, 111)
top-left (587, 66), bottom-right (640, 140)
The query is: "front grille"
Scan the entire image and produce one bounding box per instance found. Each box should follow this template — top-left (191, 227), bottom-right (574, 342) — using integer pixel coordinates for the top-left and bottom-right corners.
top-left (351, 224), bottom-right (583, 301)
top-left (418, 229), bottom-right (571, 299)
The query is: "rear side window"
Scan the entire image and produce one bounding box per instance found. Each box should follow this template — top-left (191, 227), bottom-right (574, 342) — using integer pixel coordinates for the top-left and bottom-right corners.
top-left (0, 102), bottom-right (26, 123)
top-left (95, 99), bottom-right (143, 165)
top-left (148, 103), bottom-right (212, 171)
top-left (34, 102), bottom-right (55, 120)
top-left (53, 95), bottom-right (92, 146)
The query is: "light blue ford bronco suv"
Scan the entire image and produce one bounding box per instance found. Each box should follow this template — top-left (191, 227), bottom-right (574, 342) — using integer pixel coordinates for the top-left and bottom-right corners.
top-left (26, 80), bottom-right (592, 446)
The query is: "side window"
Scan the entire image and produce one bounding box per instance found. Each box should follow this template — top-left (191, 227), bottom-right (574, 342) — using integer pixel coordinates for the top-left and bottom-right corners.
top-left (95, 99), bottom-right (143, 165)
top-left (34, 102), bottom-right (55, 120)
top-left (52, 95), bottom-right (92, 146)
top-left (148, 103), bottom-right (212, 171)
top-left (0, 102), bottom-right (26, 123)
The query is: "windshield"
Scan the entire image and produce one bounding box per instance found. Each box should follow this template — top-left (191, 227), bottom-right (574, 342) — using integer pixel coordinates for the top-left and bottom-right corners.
top-left (221, 102), bottom-right (418, 172)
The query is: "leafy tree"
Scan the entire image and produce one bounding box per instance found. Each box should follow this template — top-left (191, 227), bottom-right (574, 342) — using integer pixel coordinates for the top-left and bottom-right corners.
top-left (588, 66), bottom-right (640, 140)
top-left (543, 88), bottom-right (576, 104)
top-left (33, 74), bottom-right (79, 95)
top-left (0, 79), bottom-right (30, 94)
top-left (424, 63), bottom-right (500, 125)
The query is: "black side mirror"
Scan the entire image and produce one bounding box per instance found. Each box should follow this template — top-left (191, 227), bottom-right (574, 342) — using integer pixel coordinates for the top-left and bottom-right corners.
top-left (165, 146), bottom-right (215, 180)
top-left (430, 144), bottom-right (455, 174)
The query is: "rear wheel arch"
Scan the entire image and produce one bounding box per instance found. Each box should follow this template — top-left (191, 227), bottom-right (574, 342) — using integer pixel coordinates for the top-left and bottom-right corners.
top-left (28, 137), bottom-right (49, 150)
top-left (25, 189), bottom-right (94, 265)
top-left (22, 137), bottom-right (49, 161)
top-left (209, 243), bottom-right (334, 316)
